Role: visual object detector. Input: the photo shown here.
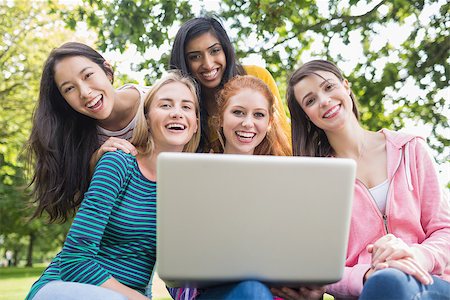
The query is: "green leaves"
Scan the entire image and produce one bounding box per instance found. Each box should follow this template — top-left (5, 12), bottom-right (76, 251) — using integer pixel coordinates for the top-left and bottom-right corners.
top-left (13, 1), bottom-right (450, 161)
top-left (0, 0), bottom-right (76, 264)
top-left (69, 0), bottom-right (445, 164)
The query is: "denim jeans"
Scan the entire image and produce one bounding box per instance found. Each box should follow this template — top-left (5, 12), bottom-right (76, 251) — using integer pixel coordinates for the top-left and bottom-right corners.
top-left (360, 268), bottom-right (450, 300)
top-left (198, 280), bottom-right (273, 300)
top-left (32, 280), bottom-right (128, 300)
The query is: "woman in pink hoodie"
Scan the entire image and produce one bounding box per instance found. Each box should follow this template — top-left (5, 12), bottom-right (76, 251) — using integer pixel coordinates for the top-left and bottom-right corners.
top-left (286, 59), bottom-right (450, 299)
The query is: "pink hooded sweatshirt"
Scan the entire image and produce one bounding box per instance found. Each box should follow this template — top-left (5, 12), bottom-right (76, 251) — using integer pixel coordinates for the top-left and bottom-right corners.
top-left (327, 129), bottom-right (450, 299)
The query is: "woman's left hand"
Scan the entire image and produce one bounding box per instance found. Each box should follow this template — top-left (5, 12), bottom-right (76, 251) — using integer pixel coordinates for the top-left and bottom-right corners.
top-left (368, 234), bottom-right (414, 266)
top-left (370, 257), bottom-right (434, 285)
top-left (367, 234), bottom-right (433, 285)
top-left (271, 286), bottom-right (325, 300)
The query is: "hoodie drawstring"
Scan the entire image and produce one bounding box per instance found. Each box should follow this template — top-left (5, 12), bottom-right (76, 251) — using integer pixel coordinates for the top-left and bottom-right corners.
top-left (404, 145), bottom-right (414, 191)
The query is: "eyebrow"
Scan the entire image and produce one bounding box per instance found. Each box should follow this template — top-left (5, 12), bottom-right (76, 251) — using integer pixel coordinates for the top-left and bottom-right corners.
top-left (58, 67), bottom-right (92, 89)
top-left (159, 98), bottom-right (195, 104)
top-left (186, 43), bottom-right (221, 55)
top-left (319, 78), bottom-right (332, 87)
top-left (230, 105), bottom-right (268, 112)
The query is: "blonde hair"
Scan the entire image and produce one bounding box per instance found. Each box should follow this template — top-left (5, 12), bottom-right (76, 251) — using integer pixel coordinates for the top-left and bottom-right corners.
top-left (131, 70), bottom-right (201, 154)
top-left (212, 75), bottom-right (292, 156)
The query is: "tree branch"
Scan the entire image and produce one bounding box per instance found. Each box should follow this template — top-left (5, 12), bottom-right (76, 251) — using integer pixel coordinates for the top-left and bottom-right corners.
top-left (256, 0), bottom-right (387, 52)
top-left (0, 7), bottom-right (48, 64)
top-left (0, 83), bottom-right (22, 97)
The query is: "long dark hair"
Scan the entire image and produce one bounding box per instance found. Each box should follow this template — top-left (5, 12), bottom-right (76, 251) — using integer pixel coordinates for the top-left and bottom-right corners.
top-left (169, 16), bottom-right (245, 151)
top-left (28, 42), bottom-right (114, 223)
top-left (287, 60), bottom-right (359, 157)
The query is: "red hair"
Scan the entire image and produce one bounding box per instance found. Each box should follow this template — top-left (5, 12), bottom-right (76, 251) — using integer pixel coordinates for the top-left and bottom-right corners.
top-left (212, 75), bottom-right (291, 156)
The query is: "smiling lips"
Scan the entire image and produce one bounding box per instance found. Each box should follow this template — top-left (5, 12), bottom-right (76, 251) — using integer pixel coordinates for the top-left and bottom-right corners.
top-left (323, 104), bottom-right (340, 119)
top-left (86, 94), bottom-right (103, 110)
top-left (236, 131), bottom-right (256, 143)
top-left (166, 123), bottom-right (187, 131)
top-left (200, 68), bottom-right (219, 81)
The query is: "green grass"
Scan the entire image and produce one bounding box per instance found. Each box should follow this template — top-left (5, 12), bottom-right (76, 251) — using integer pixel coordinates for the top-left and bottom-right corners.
top-left (0, 266), bottom-right (333, 300)
top-left (0, 266), bottom-right (173, 300)
top-left (0, 266), bottom-right (46, 300)
top-left (0, 266), bottom-right (47, 279)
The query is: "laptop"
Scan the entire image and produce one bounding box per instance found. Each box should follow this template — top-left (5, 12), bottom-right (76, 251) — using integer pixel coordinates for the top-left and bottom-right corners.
top-left (156, 153), bottom-right (356, 288)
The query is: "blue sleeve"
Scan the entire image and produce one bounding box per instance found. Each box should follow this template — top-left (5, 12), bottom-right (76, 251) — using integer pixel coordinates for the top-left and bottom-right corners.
top-left (59, 151), bottom-right (131, 285)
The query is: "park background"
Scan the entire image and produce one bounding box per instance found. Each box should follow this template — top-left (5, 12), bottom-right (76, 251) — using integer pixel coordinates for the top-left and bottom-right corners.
top-left (0, 0), bottom-right (449, 299)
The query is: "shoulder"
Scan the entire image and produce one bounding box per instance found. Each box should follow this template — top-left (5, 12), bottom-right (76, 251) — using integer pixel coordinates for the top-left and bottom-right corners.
top-left (243, 65), bottom-right (282, 101)
top-left (116, 83), bottom-right (150, 103)
top-left (115, 86), bottom-right (140, 110)
top-left (382, 129), bottom-right (436, 171)
top-left (381, 128), bottom-right (424, 149)
top-left (97, 151), bottom-right (136, 174)
top-left (243, 65), bottom-right (278, 89)
top-left (243, 65), bottom-right (271, 78)
top-left (118, 83), bottom-right (151, 95)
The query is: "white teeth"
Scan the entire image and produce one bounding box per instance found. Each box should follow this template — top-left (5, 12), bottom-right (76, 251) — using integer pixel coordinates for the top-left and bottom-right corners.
top-left (166, 123), bottom-right (185, 130)
top-left (202, 69), bottom-right (218, 78)
top-left (86, 95), bottom-right (102, 108)
top-left (236, 131), bottom-right (255, 138)
top-left (323, 105), bottom-right (339, 118)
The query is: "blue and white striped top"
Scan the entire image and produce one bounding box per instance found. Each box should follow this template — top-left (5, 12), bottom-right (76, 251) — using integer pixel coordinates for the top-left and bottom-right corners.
top-left (26, 151), bottom-right (157, 299)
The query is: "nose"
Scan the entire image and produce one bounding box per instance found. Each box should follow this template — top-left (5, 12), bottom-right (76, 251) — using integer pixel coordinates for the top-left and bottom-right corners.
top-left (241, 115), bottom-right (254, 128)
top-left (319, 94), bottom-right (331, 107)
top-left (202, 54), bottom-right (214, 69)
top-left (169, 106), bottom-right (183, 119)
top-left (79, 83), bottom-right (92, 99)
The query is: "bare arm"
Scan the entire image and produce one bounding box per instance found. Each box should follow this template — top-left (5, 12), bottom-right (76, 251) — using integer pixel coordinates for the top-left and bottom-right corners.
top-left (101, 277), bottom-right (149, 300)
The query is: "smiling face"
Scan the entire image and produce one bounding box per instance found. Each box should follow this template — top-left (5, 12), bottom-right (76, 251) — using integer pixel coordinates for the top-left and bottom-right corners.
top-left (185, 32), bottom-right (227, 90)
top-left (148, 81), bottom-right (198, 152)
top-left (221, 88), bottom-right (271, 155)
top-left (53, 56), bottom-right (115, 120)
top-left (293, 70), bottom-right (354, 133)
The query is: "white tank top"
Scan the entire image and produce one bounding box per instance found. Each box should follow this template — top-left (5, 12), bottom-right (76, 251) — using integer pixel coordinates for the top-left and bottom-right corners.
top-left (369, 179), bottom-right (389, 214)
top-left (97, 84), bottom-right (150, 145)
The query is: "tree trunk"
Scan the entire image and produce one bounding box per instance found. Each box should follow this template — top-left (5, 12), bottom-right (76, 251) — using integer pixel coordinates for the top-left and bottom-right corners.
top-left (12, 249), bottom-right (19, 267)
top-left (25, 232), bottom-right (35, 267)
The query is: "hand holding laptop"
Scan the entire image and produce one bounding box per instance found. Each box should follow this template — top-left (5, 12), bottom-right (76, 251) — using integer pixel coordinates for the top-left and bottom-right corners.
top-left (271, 285), bottom-right (326, 300)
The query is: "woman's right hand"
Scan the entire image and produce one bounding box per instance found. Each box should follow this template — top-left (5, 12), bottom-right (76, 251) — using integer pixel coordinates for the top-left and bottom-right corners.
top-left (98, 137), bottom-right (138, 157)
top-left (271, 286), bottom-right (325, 300)
top-left (90, 137), bottom-right (137, 173)
top-left (368, 234), bottom-right (413, 265)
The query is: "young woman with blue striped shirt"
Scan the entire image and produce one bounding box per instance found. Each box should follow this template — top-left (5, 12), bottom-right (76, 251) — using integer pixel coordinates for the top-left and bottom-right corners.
top-left (26, 71), bottom-right (201, 300)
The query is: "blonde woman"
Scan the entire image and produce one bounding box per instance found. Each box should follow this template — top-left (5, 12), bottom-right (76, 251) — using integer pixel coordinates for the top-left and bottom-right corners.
top-left (26, 71), bottom-right (201, 300)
